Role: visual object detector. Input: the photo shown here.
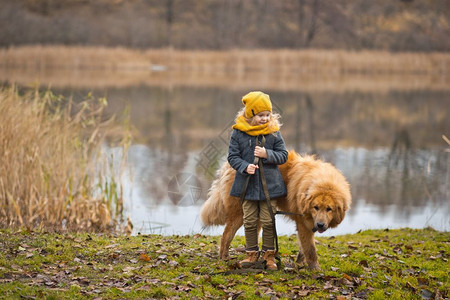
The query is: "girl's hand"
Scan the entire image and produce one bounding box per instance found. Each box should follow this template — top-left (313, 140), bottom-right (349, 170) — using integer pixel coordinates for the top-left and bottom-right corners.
top-left (254, 146), bottom-right (268, 159)
top-left (246, 164), bottom-right (259, 174)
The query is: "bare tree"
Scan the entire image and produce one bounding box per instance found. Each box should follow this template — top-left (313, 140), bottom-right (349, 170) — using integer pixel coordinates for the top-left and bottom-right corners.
top-left (0, 0), bottom-right (448, 51)
top-left (297, 0), bottom-right (319, 47)
top-left (166, 0), bottom-right (174, 47)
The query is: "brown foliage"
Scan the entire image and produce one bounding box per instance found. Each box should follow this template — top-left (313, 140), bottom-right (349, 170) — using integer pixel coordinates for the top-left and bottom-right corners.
top-left (0, 0), bottom-right (449, 51)
top-left (0, 87), bottom-right (127, 231)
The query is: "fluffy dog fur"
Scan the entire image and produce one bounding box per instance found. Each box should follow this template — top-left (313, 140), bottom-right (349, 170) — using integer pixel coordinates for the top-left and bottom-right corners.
top-left (200, 150), bottom-right (351, 269)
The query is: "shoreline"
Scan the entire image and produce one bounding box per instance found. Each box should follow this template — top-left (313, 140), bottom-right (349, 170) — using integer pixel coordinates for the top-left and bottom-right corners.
top-left (1, 46), bottom-right (449, 92)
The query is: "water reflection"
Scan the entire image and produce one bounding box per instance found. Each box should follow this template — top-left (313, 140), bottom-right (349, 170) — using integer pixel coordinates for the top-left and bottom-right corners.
top-left (90, 85), bottom-right (450, 235)
top-left (5, 81), bottom-right (450, 235)
top-left (119, 146), bottom-right (449, 236)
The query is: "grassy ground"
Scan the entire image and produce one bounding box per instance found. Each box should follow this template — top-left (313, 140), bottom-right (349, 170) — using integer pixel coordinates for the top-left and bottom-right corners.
top-left (0, 228), bottom-right (447, 299)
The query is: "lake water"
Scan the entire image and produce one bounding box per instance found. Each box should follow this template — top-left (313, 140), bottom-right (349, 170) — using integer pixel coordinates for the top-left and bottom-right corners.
top-left (118, 146), bottom-right (449, 237)
top-left (3, 72), bottom-right (450, 236)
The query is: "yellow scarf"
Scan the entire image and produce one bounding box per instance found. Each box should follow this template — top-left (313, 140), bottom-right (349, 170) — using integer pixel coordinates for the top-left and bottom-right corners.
top-left (232, 115), bottom-right (279, 136)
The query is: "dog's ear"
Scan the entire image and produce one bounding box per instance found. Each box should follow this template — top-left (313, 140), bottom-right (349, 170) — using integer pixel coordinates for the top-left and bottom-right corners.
top-left (300, 192), bottom-right (312, 214)
top-left (329, 203), bottom-right (345, 228)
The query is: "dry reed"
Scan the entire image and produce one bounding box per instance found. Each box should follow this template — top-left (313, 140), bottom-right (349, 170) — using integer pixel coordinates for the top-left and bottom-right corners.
top-left (1, 46), bottom-right (448, 93)
top-left (1, 45), bottom-right (448, 74)
top-left (0, 86), bottom-right (128, 231)
top-left (1, 68), bottom-right (448, 93)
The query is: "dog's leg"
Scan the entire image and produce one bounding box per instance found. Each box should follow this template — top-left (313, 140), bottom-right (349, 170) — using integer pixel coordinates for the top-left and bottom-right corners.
top-left (295, 220), bottom-right (305, 264)
top-left (296, 250), bottom-right (305, 264)
top-left (295, 223), bottom-right (306, 263)
top-left (296, 221), bottom-right (319, 270)
top-left (219, 218), bottom-right (243, 260)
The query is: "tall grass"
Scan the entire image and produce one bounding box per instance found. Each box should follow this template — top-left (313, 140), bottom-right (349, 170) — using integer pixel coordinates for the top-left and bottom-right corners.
top-left (1, 46), bottom-right (448, 93)
top-left (0, 86), bottom-right (129, 231)
top-left (1, 45), bottom-right (448, 74)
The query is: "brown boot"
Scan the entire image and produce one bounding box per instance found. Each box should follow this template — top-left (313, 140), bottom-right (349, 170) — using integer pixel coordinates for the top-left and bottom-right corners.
top-left (263, 250), bottom-right (278, 270)
top-left (239, 250), bottom-right (259, 268)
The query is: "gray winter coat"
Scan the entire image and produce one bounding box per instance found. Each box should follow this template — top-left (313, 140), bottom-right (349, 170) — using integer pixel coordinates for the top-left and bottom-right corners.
top-left (228, 129), bottom-right (288, 201)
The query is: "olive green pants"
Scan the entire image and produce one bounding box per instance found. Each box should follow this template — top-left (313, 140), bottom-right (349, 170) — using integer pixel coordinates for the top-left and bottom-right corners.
top-left (242, 199), bottom-right (277, 251)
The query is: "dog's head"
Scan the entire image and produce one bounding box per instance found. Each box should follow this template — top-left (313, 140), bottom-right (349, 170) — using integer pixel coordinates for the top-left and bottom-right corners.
top-left (281, 151), bottom-right (352, 234)
top-left (300, 191), bottom-right (350, 233)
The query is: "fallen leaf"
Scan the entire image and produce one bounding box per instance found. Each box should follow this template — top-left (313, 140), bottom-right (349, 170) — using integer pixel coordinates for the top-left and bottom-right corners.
top-left (44, 281), bottom-right (56, 287)
top-left (342, 273), bottom-right (352, 281)
top-left (405, 281), bottom-right (416, 292)
top-left (341, 288), bottom-right (351, 295)
top-left (138, 253), bottom-right (151, 262)
top-left (377, 255), bottom-right (387, 261)
top-left (323, 281), bottom-right (333, 290)
top-left (417, 277), bottom-right (429, 286)
top-left (354, 288), bottom-right (371, 298)
top-left (169, 260), bottom-right (178, 267)
top-left (147, 278), bottom-right (161, 284)
top-left (421, 289), bottom-right (434, 299)
top-left (359, 260), bottom-right (369, 267)
top-left (76, 277), bottom-right (90, 286)
top-left (109, 253), bottom-right (119, 260)
top-left (284, 266), bottom-right (296, 272)
top-left (297, 290), bottom-right (309, 296)
top-left (176, 274), bottom-right (187, 280)
top-left (122, 266), bottom-right (136, 272)
top-left (234, 246), bottom-right (246, 253)
top-left (393, 246), bottom-right (403, 255)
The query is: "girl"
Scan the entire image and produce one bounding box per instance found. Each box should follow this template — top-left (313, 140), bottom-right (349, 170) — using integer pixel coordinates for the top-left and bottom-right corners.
top-left (228, 91), bottom-right (288, 270)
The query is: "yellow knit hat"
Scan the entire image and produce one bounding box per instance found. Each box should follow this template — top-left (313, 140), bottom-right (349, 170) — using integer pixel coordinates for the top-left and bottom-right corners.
top-left (242, 91), bottom-right (272, 118)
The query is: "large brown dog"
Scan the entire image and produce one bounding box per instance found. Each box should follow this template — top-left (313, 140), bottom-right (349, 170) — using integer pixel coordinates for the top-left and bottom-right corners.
top-left (200, 150), bottom-right (351, 270)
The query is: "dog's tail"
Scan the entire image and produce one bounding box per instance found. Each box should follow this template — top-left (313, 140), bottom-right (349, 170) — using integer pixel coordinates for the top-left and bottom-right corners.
top-left (200, 163), bottom-right (231, 226)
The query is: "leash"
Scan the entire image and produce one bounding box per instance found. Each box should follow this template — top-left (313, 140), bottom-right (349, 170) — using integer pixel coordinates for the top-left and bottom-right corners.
top-left (239, 138), bottom-right (262, 204)
top-left (276, 210), bottom-right (303, 217)
top-left (256, 141), bottom-right (279, 257)
top-left (239, 135), bottom-right (281, 263)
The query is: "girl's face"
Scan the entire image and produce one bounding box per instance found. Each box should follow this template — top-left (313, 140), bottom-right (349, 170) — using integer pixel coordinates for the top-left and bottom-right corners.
top-left (253, 110), bottom-right (271, 125)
